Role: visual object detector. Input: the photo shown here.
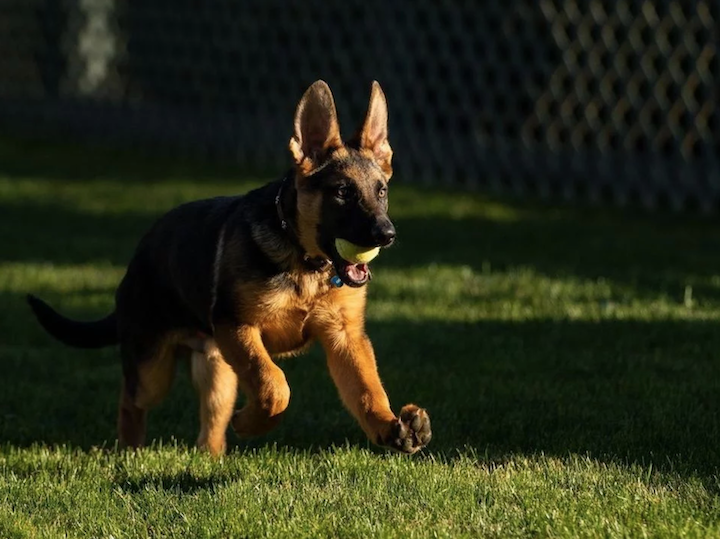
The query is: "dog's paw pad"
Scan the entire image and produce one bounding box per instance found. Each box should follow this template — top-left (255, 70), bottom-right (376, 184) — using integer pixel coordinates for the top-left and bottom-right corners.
top-left (383, 404), bottom-right (431, 454)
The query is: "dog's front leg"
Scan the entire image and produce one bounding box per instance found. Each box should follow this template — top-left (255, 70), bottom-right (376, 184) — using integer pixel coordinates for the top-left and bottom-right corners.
top-left (312, 316), bottom-right (431, 454)
top-left (214, 324), bottom-right (291, 438)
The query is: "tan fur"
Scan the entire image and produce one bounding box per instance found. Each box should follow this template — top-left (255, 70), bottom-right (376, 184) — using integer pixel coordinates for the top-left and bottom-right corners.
top-left (191, 342), bottom-right (237, 455)
top-left (133, 334), bottom-right (181, 409)
top-left (295, 185), bottom-right (325, 258)
top-left (218, 266), bottom-right (404, 450)
top-left (214, 323), bottom-right (291, 438)
top-left (235, 271), bottom-right (330, 355)
top-left (294, 146), bottom-right (354, 259)
top-left (308, 286), bottom-right (396, 442)
top-left (118, 331), bottom-right (183, 449)
top-left (117, 380), bottom-right (147, 449)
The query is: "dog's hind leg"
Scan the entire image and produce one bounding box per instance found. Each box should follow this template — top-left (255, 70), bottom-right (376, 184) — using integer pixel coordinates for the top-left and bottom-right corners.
top-left (117, 379), bottom-right (147, 449)
top-left (190, 340), bottom-right (238, 456)
top-left (117, 333), bottom-right (179, 449)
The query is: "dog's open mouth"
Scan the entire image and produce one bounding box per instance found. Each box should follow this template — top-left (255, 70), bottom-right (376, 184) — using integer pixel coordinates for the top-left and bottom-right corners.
top-left (329, 243), bottom-right (372, 287)
top-left (326, 237), bottom-right (383, 287)
top-left (336, 261), bottom-right (371, 287)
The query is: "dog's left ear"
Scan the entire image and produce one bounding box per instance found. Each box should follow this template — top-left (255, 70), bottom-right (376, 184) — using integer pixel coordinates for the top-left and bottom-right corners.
top-left (355, 81), bottom-right (393, 179)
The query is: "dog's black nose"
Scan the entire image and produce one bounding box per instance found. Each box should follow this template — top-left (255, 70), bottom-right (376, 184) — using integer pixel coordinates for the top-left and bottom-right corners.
top-left (372, 221), bottom-right (396, 247)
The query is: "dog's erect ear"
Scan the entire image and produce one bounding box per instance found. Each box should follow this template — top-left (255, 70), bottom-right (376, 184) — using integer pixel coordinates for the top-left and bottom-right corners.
top-left (356, 81), bottom-right (393, 178)
top-left (289, 80), bottom-right (343, 174)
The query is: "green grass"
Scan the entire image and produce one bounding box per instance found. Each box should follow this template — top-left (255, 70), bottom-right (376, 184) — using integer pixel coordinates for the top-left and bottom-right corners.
top-left (1, 138), bottom-right (720, 537)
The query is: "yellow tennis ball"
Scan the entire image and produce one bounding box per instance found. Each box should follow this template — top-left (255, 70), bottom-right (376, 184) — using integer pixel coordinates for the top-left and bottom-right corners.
top-left (335, 238), bottom-right (380, 264)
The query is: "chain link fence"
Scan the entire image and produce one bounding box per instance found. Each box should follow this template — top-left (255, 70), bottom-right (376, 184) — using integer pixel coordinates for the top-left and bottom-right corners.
top-left (1, 1), bottom-right (718, 211)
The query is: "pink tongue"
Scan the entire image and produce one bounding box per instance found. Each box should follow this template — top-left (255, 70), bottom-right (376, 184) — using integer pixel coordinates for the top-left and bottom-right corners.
top-left (346, 263), bottom-right (369, 282)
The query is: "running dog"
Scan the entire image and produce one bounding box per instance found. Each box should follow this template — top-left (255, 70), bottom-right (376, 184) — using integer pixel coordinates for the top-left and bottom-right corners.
top-left (28, 80), bottom-right (432, 455)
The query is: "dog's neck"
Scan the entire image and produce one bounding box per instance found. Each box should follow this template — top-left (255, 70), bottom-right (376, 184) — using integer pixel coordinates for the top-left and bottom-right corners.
top-left (275, 173), bottom-right (331, 272)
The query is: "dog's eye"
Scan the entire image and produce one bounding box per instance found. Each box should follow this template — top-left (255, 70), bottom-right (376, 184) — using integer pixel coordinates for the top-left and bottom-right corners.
top-left (378, 186), bottom-right (388, 199)
top-left (335, 185), bottom-right (349, 200)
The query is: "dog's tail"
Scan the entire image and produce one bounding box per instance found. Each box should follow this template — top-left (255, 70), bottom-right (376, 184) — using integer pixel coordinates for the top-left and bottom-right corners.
top-left (27, 294), bottom-right (118, 349)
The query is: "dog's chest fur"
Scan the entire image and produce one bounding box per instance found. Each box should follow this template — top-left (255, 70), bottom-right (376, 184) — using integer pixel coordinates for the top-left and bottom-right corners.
top-left (239, 269), bottom-right (335, 356)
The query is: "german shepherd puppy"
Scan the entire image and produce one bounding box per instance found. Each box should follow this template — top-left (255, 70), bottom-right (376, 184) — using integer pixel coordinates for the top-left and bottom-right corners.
top-left (28, 81), bottom-right (431, 455)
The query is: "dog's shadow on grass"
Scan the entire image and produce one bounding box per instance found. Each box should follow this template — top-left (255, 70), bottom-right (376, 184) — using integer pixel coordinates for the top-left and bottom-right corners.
top-left (115, 469), bottom-right (232, 494)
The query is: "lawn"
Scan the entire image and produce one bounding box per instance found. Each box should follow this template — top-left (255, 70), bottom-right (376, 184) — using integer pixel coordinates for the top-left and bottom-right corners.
top-left (1, 138), bottom-right (720, 537)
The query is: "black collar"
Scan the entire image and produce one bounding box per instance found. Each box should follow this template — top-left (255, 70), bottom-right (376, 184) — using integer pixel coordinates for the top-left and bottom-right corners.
top-left (275, 174), bottom-right (332, 272)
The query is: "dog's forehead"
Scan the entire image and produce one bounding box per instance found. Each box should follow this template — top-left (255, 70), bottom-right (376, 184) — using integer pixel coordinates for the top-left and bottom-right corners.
top-left (335, 151), bottom-right (384, 185)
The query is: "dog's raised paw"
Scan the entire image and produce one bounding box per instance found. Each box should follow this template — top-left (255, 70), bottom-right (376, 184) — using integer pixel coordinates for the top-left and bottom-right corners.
top-left (383, 404), bottom-right (431, 454)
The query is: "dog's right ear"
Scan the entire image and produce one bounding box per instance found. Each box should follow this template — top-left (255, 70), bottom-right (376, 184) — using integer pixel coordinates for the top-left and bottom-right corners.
top-left (289, 80), bottom-right (343, 175)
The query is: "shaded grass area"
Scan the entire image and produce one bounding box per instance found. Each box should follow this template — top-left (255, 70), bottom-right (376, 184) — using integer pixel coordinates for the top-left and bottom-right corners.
top-left (1, 138), bottom-right (720, 537)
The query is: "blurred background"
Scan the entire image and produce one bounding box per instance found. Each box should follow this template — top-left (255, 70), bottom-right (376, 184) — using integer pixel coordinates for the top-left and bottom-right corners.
top-left (1, 0), bottom-right (718, 211)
